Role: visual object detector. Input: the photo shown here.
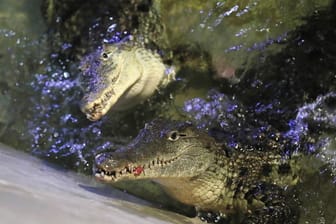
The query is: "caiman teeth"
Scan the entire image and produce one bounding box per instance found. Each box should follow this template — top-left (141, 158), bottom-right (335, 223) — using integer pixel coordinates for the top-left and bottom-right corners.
top-left (95, 168), bottom-right (117, 181)
top-left (95, 157), bottom-right (180, 181)
top-left (95, 165), bottom-right (136, 181)
top-left (120, 167), bottom-right (127, 174)
top-left (147, 157), bottom-right (178, 169)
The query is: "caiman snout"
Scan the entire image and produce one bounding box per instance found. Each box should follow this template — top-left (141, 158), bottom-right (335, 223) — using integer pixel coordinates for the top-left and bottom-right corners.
top-left (94, 153), bottom-right (119, 181)
top-left (80, 100), bottom-right (104, 121)
top-left (94, 152), bottom-right (145, 182)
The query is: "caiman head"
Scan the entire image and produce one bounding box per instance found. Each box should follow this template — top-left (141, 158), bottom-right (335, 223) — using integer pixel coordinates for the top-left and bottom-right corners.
top-left (94, 120), bottom-right (302, 214)
top-left (79, 42), bottom-right (167, 121)
top-left (94, 120), bottom-right (222, 206)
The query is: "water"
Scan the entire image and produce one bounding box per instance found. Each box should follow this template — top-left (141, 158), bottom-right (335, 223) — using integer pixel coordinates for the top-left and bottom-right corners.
top-left (0, 0), bottom-right (336, 223)
top-left (160, 0), bottom-right (332, 80)
top-left (0, 0), bottom-right (47, 149)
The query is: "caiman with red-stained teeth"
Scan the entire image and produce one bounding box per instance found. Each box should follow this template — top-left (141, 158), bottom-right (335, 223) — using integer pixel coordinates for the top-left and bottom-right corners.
top-left (94, 120), bottom-right (303, 224)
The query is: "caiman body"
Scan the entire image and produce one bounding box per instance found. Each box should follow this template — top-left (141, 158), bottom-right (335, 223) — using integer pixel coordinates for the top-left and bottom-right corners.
top-left (95, 120), bottom-right (301, 223)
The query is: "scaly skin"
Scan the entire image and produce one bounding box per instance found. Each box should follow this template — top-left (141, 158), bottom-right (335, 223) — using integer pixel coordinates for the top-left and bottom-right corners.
top-left (94, 120), bottom-right (301, 223)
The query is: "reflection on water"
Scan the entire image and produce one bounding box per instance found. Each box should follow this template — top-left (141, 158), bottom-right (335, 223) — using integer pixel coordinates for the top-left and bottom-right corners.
top-left (0, 0), bottom-right (47, 149)
top-left (160, 0), bottom-right (332, 79)
top-left (0, 0), bottom-right (336, 223)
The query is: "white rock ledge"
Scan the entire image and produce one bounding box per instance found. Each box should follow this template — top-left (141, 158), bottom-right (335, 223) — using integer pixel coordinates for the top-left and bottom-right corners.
top-left (0, 143), bottom-right (200, 224)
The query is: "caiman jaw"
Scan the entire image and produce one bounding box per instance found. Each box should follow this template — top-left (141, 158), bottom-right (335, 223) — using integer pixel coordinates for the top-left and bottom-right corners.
top-left (80, 99), bottom-right (103, 121)
top-left (80, 87), bottom-right (118, 121)
top-left (94, 155), bottom-right (179, 182)
top-left (95, 163), bottom-right (145, 182)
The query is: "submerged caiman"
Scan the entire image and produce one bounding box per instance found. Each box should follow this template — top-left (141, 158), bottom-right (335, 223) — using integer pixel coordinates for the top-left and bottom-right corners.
top-left (95, 120), bottom-right (303, 223)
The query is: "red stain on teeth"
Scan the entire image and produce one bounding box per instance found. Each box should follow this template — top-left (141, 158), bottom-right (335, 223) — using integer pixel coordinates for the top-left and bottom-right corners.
top-left (133, 166), bottom-right (144, 176)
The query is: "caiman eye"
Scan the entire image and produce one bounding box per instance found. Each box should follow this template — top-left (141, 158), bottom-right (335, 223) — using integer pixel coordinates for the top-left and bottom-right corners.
top-left (101, 52), bottom-right (109, 60)
top-left (167, 130), bottom-right (180, 141)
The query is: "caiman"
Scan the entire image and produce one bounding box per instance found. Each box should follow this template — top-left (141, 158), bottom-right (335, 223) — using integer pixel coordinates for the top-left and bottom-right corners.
top-left (94, 120), bottom-right (302, 223)
top-left (77, 0), bottom-right (177, 121)
top-left (42, 0), bottom-right (177, 121)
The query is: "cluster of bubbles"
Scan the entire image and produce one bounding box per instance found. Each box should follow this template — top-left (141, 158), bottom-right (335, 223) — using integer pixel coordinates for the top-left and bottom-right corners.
top-left (183, 90), bottom-right (287, 150)
top-left (183, 89), bottom-right (244, 130)
top-left (25, 15), bottom-right (135, 172)
top-left (28, 61), bottom-right (116, 171)
top-left (184, 89), bottom-right (336, 170)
